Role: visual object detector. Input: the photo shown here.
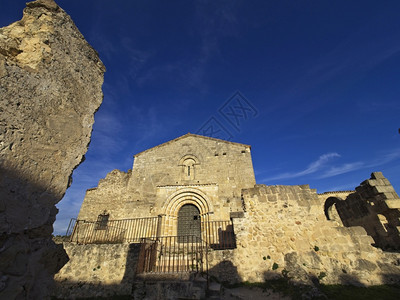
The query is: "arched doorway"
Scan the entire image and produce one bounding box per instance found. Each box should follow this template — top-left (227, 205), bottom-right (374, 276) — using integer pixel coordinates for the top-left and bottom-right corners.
top-left (177, 204), bottom-right (201, 240)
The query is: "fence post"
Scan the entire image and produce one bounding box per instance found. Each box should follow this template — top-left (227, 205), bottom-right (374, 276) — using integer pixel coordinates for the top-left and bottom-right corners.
top-left (156, 214), bottom-right (165, 238)
top-left (69, 219), bottom-right (78, 243)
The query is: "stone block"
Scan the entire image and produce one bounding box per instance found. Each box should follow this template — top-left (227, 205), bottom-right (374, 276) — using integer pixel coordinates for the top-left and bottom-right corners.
top-left (371, 172), bottom-right (385, 179)
top-left (374, 185), bottom-right (395, 194)
top-left (230, 211), bottom-right (244, 218)
top-left (385, 199), bottom-right (400, 209)
top-left (374, 193), bottom-right (388, 201)
top-left (258, 195), bottom-right (267, 202)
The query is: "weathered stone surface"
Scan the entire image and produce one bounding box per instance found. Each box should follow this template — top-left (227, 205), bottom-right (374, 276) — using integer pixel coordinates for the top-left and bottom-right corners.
top-left (319, 172), bottom-right (400, 250)
top-left (221, 184), bottom-right (400, 286)
top-left (54, 243), bottom-right (138, 299)
top-left (0, 0), bottom-right (104, 298)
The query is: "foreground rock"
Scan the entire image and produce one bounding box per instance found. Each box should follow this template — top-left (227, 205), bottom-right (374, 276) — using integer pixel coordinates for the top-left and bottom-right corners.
top-left (0, 0), bottom-right (105, 298)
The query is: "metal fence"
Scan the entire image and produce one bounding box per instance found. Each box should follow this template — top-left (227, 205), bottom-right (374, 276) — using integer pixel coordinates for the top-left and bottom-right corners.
top-left (67, 217), bottom-right (236, 250)
top-left (202, 220), bottom-right (236, 250)
top-left (69, 217), bottom-right (160, 244)
top-left (66, 218), bottom-right (77, 237)
top-left (136, 235), bottom-right (207, 274)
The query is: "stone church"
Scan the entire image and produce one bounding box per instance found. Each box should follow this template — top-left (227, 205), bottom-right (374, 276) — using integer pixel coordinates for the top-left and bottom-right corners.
top-left (77, 133), bottom-right (255, 239)
top-left (56, 133), bottom-right (400, 298)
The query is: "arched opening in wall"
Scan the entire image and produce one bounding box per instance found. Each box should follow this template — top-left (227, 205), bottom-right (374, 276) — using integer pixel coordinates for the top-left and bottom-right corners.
top-left (177, 204), bottom-right (201, 241)
top-left (324, 197), bottom-right (342, 221)
top-left (179, 154), bottom-right (199, 181)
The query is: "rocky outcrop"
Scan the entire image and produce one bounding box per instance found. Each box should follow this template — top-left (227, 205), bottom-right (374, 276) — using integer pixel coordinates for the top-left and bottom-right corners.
top-left (0, 0), bottom-right (105, 298)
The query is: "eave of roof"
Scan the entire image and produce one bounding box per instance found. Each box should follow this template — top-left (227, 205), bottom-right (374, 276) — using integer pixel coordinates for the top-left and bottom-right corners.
top-left (134, 133), bottom-right (251, 157)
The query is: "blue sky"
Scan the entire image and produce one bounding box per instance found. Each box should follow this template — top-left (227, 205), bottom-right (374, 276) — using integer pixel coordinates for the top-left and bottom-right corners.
top-left (2, 1), bottom-right (399, 235)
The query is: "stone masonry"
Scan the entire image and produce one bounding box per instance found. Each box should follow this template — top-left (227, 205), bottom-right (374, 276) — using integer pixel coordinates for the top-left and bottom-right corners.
top-left (320, 172), bottom-right (400, 250)
top-left (78, 133), bottom-right (256, 234)
top-left (212, 184), bottom-right (400, 286)
top-left (56, 134), bottom-right (400, 298)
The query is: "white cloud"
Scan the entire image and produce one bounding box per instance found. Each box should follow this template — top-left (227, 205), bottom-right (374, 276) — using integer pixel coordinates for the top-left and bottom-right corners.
top-left (320, 162), bottom-right (364, 178)
top-left (262, 152), bottom-right (340, 181)
top-left (367, 149), bottom-right (400, 168)
top-left (320, 148), bottom-right (400, 179)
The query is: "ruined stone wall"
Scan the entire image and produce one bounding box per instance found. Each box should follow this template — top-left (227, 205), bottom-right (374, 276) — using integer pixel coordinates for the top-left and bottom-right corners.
top-left (333, 172), bottom-right (400, 250)
top-left (77, 169), bottom-right (132, 221)
top-left (0, 0), bottom-right (105, 298)
top-left (212, 184), bottom-right (400, 286)
top-left (53, 243), bottom-right (138, 299)
top-left (63, 183), bottom-right (400, 292)
top-left (78, 134), bottom-right (255, 222)
top-left (317, 190), bottom-right (354, 203)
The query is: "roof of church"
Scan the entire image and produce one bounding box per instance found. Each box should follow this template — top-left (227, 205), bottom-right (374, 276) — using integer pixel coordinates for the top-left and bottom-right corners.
top-left (134, 133), bottom-right (251, 157)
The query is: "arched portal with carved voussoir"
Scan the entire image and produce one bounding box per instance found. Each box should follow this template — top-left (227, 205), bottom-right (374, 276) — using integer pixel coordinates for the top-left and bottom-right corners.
top-left (161, 188), bottom-right (213, 240)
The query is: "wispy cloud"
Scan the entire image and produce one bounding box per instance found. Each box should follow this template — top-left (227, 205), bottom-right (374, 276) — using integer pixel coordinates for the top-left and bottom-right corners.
top-left (262, 152), bottom-right (340, 181)
top-left (367, 149), bottom-right (400, 168)
top-left (320, 162), bottom-right (364, 178)
top-left (261, 147), bottom-right (400, 184)
top-left (321, 148), bottom-right (400, 178)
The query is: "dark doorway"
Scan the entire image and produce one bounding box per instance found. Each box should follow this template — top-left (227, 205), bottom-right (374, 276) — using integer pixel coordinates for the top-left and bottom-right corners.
top-left (178, 204), bottom-right (201, 241)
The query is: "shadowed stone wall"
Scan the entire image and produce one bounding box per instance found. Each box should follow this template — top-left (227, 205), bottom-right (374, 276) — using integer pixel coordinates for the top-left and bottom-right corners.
top-left (322, 172), bottom-right (400, 250)
top-left (0, 0), bottom-right (104, 298)
top-left (53, 243), bottom-right (139, 299)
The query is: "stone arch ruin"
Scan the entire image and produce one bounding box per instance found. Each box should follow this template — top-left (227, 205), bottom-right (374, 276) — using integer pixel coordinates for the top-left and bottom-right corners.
top-left (324, 196), bottom-right (342, 221)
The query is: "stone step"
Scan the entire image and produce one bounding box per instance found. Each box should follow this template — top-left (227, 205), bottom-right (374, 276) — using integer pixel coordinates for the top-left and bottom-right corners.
top-left (206, 282), bottom-right (221, 299)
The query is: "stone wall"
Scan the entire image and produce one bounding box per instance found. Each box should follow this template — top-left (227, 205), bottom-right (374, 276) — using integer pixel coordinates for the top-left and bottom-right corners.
top-left (78, 169), bottom-right (132, 221)
top-left (210, 184), bottom-right (400, 286)
top-left (53, 243), bottom-right (138, 299)
top-left (331, 172), bottom-right (400, 250)
top-left (58, 181), bottom-right (400, 295)
top-left (0, 0), bottom-right (104, 298)
top-left (77, 134), bottom-right (256, 223)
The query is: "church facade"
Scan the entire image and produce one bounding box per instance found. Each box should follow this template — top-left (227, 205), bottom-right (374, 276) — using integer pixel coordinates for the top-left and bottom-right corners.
top-left (62, 133), bottom-right (400, 292)
top-left (77, 133), bottom-right (255, 241)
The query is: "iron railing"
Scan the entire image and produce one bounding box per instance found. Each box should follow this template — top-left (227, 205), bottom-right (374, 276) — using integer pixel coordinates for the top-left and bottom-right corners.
top-left (67, 216), bottom-right (236, 250)
top-left (137, 235), bottom-right (207, 274)
top-left (66, 218), bottom-right (77, 237)
top-left (202, 220), bottom-right (236, 250)
top-left (70, 217), bottom-right (160, 244)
